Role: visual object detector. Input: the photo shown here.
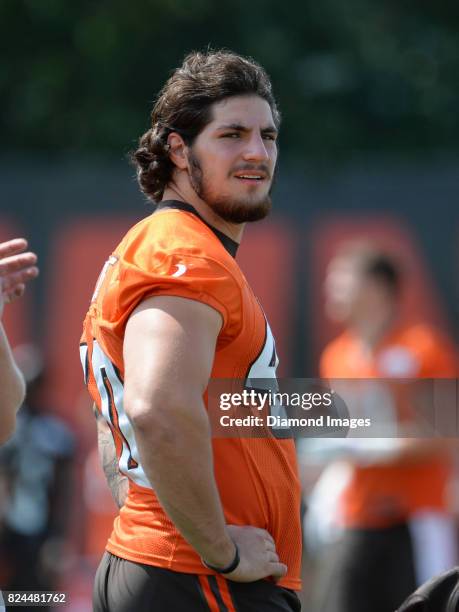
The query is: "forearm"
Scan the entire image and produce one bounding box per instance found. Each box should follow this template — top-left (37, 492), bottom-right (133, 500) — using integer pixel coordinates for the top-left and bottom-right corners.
top-left (340, 437), bottom-right (451, 466)
top-left (0, 323), bottom-right (25, 443)
top-left (96, 408), bottom-right (129, 508)
top-left (130, 394), bottom-right (235, 567)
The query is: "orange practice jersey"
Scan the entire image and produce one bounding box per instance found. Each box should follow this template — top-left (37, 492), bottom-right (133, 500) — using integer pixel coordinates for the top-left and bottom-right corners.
top-left (80, 201), bottom-right (302, 590)
top-left (320, 324), bottom-right (457, 529)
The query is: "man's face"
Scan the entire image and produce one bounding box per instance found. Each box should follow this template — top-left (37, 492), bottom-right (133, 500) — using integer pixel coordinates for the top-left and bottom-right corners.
top-left (324, 256), bottom-right (393, 324)
top-left (325, 257), bottom-right (372, 323)
top-left (185, 95), bottom-right (278, 223)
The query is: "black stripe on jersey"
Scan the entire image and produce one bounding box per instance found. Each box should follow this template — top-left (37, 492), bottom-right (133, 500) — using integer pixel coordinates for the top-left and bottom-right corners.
top-left (100, 367), bottom-right (138, 470)
top-left (208, 576), bottom-right (229, 612)
top-left (243, 316), bottom-right (267, 382)
top-left (112, 362), bottom-right (124, 384)
top-left (80, 342), bottom-right (89, 385)
top-left (101, 368), bottom-right (116, 426)
top-left (269, 343), bottom-right (277, 367)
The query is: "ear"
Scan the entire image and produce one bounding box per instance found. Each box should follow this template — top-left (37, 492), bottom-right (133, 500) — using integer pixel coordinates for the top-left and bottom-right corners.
top-left (167, 132), bottom-right (188, 171)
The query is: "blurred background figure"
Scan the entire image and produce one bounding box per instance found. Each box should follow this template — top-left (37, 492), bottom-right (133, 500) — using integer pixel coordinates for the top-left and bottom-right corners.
top-left (302, 241), bottom-right (457, 612)
top-left (0, 345), bottom-right (75, 611)
top-left (0, 238), bottom-right (38, 443)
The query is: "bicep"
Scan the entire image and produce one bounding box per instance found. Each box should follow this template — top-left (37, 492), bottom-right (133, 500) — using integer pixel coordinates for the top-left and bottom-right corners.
top-left (123, 296), bottom-right (222, 410)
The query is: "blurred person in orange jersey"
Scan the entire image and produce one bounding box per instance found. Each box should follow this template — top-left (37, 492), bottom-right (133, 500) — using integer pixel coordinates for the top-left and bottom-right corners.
top-left (307, 241), bottom-right (457, 612)
top-left (0, 238), bottom-right (38, 443)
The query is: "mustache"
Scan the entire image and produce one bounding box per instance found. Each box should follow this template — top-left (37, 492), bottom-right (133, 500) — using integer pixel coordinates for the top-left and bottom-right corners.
top-left (230, 164), bottom-right (271, 179)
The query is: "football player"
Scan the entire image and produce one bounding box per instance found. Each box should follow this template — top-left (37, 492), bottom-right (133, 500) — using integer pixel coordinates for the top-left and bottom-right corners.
top-left (81, 50), bottom-right (302, 611)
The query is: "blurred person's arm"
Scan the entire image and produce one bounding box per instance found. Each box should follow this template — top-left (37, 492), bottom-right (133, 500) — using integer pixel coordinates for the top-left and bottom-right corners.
top-left (346, 437), bottom-right (456, 467)
top-left (95, 405), bottom-right (128, 509)
top-left (0, 238), bottom-right (39, 444)
top-left (317, 376), bottom-right (456, 467)
top-left (386, 334), bottom-right (459, 465)
top-left (0, 326), bottom-right (25, 443)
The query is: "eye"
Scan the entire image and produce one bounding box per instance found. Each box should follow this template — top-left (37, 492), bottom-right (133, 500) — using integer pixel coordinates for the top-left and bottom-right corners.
top-left (221, 132), bottom-right (240, 139)
top-left (262, 134), bottom-right (277, 141)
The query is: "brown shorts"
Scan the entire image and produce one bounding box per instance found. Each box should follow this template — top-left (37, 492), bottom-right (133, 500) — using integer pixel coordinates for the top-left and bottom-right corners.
top-left (93, 551), bottom-right (301, 612)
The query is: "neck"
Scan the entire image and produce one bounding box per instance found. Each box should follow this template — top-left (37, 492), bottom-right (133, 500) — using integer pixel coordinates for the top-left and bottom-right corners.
top-left (161, 183), bottom-right (245, 244)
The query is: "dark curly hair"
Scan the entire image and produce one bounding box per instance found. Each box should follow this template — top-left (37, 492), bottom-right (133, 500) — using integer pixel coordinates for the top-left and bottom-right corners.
top-left (131, 49), bottom-right (280, 203)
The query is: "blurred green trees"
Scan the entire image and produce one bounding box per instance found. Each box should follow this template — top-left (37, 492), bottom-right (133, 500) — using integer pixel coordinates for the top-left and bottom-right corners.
top-left (2, 0), bottom-right (458, 158)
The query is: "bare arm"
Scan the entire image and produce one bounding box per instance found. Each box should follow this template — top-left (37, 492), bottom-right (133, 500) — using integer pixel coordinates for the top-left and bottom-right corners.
top-left (0, 238), bottom-right (39, 444)
top-left (95, 405), bottom-right (128, 509)
top-left (124, 295), bottom-right (286, 582)
top-left (0, 323), bottom-right (25, 443)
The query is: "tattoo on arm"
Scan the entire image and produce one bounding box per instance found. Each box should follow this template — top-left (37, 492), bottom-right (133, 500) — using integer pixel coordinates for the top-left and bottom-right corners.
top-left (94, 404), bottom-right (129, 509)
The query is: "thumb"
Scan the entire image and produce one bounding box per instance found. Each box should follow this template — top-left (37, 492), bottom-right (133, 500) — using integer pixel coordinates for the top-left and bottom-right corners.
top-left (270, 562), bottom-right (288, 581)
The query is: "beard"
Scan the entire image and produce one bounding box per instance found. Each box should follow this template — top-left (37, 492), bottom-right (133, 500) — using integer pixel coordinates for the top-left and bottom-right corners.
top-left (188, 150), bottom-right (274, 224)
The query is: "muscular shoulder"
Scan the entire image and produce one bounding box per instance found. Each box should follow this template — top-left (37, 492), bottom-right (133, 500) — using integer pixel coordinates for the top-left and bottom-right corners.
top-left (120, 209), bottom-right (231, 266)
top-left (91, 210), bottom-right (245, 345)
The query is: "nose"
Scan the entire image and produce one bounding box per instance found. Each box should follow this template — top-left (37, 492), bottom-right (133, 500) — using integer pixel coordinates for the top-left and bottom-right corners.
top-left (242, 133), bottom-right (270, 162)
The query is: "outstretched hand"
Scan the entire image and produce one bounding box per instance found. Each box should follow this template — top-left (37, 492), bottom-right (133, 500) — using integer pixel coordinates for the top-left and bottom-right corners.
top-left (0, 238), bottom-right (39, 317)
